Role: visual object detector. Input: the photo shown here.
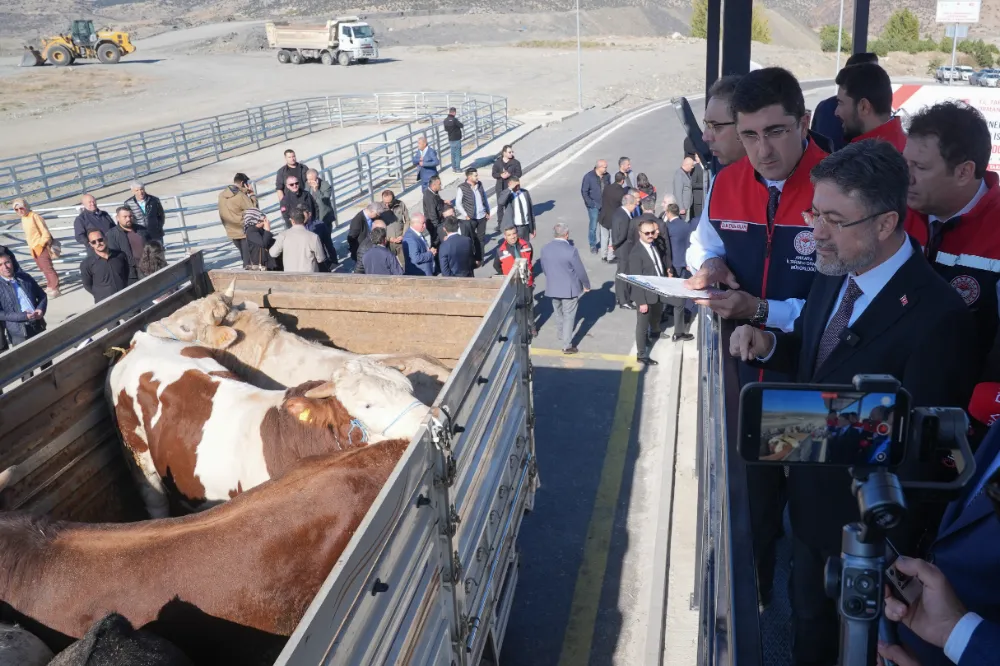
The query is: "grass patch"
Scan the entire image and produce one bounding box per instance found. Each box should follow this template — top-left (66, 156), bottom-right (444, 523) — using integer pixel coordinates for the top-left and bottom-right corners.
top-left (515, 39), bottom-right (605, 49)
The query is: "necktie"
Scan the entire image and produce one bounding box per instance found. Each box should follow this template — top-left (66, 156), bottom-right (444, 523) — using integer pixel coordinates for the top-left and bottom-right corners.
top-left (815, 278), bottom-right (863, 370)
top-left (649, 244), bottom-right (663, 276)
top-left (926, 217), bottom-right (960, 263)
top-left (766, 186), bottom-right (782, 226)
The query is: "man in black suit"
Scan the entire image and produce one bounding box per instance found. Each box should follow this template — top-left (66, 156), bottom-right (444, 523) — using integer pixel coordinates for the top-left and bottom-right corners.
top-left (422, 175), bottom-right (447, 246)
top-left (439, 219), bottom-right (476, 277)
top-left (629, 217), bottom-right (672, 366)
top-left (597, 172), bottom-right (628, 263)
top-left (731, 139), bottom-right (979, 666)
top-left (611, 192), bottom-right (640, 309)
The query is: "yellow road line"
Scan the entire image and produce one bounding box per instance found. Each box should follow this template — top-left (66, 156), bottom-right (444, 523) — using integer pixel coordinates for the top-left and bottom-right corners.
top-left (531, 347), bottom-right (635, 363)
top-left (557, 355), bottom-right (641, 666)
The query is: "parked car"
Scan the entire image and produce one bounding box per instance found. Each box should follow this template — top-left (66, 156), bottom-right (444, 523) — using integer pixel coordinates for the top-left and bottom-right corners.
top-left (936, 66), bottom-right (958, 82)
top-left (981, 71), bottom-right (1000, 87)
top-left (957, 65), bottom-right (976, 82)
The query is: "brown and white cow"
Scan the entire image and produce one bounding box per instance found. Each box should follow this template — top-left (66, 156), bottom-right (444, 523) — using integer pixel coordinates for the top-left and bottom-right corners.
top-left (145, 281), bottom-right (451, 405)
top-left (0, 439), bottom-right (409, 665)
top-left (109, 331), bottom-right (428, 517)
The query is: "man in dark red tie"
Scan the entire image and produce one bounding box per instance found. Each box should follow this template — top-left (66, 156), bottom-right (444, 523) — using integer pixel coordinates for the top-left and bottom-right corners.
top-left (730, 139), bottom-right (979, 666)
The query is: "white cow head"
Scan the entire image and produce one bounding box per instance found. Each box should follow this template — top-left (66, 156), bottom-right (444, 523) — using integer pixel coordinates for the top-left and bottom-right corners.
top-left (146, 279), bottom-right (240, 349)
top-left (285, 358), bottom-right (431, 441)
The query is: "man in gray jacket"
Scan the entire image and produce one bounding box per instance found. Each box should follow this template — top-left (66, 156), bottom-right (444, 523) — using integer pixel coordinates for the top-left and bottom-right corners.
top-left (672, 156), bottom-right (695, 220)
top-left (538, 223), bottom-right (590, 354)
top-left (269, 209), bottom-right (326, 273)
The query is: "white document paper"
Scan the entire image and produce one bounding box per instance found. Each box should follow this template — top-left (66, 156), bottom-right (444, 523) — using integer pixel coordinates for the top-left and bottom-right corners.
top-left (616, 274), bottom-right (718, 299)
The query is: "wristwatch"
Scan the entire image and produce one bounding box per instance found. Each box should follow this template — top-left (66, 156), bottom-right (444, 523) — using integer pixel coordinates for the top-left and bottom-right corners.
top-left (749, 298), bottom-right (769, 326)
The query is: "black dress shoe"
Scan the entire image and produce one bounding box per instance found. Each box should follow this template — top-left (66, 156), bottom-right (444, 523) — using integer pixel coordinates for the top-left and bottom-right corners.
top-left (636, 357), bottom-right (659, 366)
top-left (672, 333), bottom-right (695, 342)
top-left (563, 346), bottom-right (579, 354)
top-left (618, 303), bottom-right (635, 310)
top-left (591, 247), bottom-right (600, 255)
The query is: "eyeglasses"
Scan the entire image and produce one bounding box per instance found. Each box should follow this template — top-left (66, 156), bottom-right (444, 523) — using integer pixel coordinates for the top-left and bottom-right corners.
top-left (287, 182), bottom-right (300, 187)
top-left (641, 230), bottom-right (658, 236)
top-left (89, 238), bottom-right (105, 245)
top-left (802, 210), bottom-right (890, 231)
top-left (704, 120), bottom-right (735, 132)
top-left (739, 122), bottom-right (799, 145)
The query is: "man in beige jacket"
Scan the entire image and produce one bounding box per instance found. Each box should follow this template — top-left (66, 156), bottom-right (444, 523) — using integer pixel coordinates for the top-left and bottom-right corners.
top-left (218, 172), bottom-right (257, 269)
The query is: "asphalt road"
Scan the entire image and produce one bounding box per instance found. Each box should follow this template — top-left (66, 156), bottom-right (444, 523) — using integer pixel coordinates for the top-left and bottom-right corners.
top-left (497, 85), bottom-right (833, 665)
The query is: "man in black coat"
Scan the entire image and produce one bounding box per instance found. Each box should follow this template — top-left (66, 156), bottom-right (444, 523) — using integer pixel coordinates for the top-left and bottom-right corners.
top-left (628, 216), bottom-right (671, 365)
top-left (492, 145), bottom-right (522, 231)
top-left (104, 206), bottom-right (150, 284)
top-left (0, 250), bottom-right (47, 349)
top-left (347, 202), bottom-right (384, 262)
top-left (80, 229), bottom-right (130, 304)
top-left (422, 175), bottom-right (447, 246)
top-left (730, 140), bottom-right (979, 666)
top-left (439, 219), bottom-right (476, 277)
top-left (278, 176), bottom-right (318, 226)
top-left (274, 149), bottom-right (309, 200)
top-left (73, 194), bottom-right (115, 250)
top-left (125, 181), bottom-right (166, 242)
top-left (496, 176), bottom-right (535, 241)
top-left (598, 172), bottom-right (628, 263)
top-left (611, 192), bottom-right (640, 309)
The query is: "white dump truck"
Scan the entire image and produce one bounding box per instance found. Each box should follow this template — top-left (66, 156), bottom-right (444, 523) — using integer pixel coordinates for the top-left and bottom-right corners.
top-left (266, 17), bottom-right (378, 66)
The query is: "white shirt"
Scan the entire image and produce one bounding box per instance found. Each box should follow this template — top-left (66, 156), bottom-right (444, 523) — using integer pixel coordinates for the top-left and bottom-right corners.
top-left (928, 179), bottom-right (988, 225)
top-left (824, 234), bottom-right (913, 329)
top-left (641, 240), bottom-right (664, 276)
top-left (945, 612), bottom-right (985, 664)
top-left (760, 236), bottom-right (913, 362)
top-left (685, 175), bottom-right (804, 333)
top-left (455, 183), bottom-right (488, 220)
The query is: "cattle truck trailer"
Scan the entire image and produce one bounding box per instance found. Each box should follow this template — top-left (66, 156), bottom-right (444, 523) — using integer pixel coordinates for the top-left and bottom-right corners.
top-left (0, 252), bottom-right (536, 666)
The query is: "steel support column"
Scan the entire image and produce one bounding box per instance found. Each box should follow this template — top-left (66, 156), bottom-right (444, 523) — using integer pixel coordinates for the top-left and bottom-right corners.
top-left (721, 0), bottom-right (752, 76)
top-left (705, 0), bottom-right (722, 98)
top-left (853, 0), bottom-right (870, 54)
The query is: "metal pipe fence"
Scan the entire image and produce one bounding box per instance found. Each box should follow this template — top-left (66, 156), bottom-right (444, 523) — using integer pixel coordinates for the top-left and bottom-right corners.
top-left (0, 92), bottom-right (511, 285)
top-left (0, 92), bottom-right (507, 206)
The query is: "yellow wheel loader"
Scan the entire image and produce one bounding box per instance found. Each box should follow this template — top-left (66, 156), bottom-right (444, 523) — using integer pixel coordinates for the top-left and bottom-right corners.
top-left (20, 20), bottom-right (135, 67)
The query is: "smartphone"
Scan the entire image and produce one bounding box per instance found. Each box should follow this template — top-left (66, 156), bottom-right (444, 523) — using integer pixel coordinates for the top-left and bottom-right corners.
top-left (885, 539), bottom-right (922, 606)
top-left (738, 383), bottom-right (910, 467)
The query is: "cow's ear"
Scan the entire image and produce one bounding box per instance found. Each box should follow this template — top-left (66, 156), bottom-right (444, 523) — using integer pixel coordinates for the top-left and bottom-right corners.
top-left (204, 325), bottom-right (239, 350)
top-left (284, 398), bottom-right (315, 423)
top-left (303, 381), bottom-right (337, 400)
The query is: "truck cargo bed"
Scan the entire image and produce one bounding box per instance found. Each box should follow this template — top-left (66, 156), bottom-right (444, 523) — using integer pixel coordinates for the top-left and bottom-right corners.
top-left (0, 253), bottom-right (536, 666)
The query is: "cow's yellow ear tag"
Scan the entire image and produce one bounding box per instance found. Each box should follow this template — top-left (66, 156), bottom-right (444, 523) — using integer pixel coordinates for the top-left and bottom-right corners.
top-left (298, 408), bottom-right (312, 423)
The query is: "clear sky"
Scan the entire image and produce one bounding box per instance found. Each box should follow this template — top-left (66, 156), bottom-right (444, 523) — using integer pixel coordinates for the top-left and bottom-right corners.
top-left (761, 389), bottom-right (895, 415)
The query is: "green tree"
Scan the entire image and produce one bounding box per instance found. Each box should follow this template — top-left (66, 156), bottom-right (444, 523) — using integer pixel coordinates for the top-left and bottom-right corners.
top-left (819, 24), bottom-right (852, 52)
top-left (691, 0), bottom-right (708, 38)
top-left (751, 5), bottom-right (771, 44)
top-left (690, 0), bottom-right (769, 43)
top-left (927, 55), bottom-right (943, 76)
top-left (882, 8), bottom-right (920, 44)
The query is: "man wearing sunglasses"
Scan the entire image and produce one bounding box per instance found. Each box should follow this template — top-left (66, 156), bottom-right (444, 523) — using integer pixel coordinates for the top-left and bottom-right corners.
top-left (79, 230), bottom-right (130, 304)
top-left (730, 140), bottom-right (978, 666)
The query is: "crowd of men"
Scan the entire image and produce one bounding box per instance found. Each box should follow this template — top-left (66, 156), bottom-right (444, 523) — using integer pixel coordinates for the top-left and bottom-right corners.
top-left (684, 57), bottom-right (1000, 666)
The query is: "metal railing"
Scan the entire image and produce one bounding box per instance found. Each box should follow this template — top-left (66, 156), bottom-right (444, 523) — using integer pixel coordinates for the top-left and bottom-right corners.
top-left (0, 91), bottom-right (506, 206)
top-left (696, 312), bottom-right (763, 666)
top-left (0, 92), bottom-right (511, 284)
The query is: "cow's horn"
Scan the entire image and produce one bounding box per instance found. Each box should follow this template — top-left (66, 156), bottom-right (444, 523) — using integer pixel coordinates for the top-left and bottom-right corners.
top-left (223, 278), bottom-right (237, 301)
top-left (0, 466), bottom-right (17, 492)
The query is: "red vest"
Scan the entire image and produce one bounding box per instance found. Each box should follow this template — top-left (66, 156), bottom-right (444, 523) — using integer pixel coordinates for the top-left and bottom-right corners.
top-left (850, 116), bottom-right (907, 152)
top-left (904, 171), bottom-right (1000, 379)
top-left (708, 139), bottom-right (829, 304)
top-left (498, 239), bottom-right (533, 286)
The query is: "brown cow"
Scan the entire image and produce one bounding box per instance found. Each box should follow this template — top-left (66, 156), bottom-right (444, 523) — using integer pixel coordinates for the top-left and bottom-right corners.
top-left (0, 438), bottom-right (409, 665)
top-left (146, 280), bottom-right (451, 405)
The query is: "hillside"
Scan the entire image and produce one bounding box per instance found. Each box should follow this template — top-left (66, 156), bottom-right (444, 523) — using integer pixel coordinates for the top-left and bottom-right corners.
top-left (3, 0), bottom-right (998, 50)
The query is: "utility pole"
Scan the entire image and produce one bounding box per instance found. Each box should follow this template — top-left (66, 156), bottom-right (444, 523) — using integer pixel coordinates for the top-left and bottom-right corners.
top-left (577, 0), bottom-right (583, 110)
top-left (835, 0), bottom-right (845, 73)
top-left (949, 24), bottom-right (959, 84)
